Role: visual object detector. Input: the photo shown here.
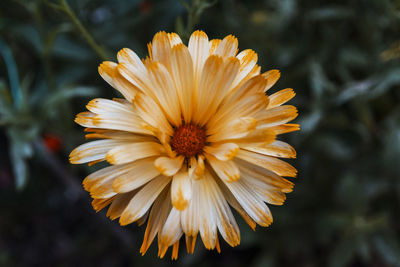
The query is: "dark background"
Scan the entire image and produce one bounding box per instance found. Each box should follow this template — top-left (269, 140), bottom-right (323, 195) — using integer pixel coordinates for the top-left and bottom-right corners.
top-left (0, 0), bottom-right (400, 266)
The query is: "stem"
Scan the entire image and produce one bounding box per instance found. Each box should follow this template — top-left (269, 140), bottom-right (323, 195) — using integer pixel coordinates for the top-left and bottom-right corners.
top-left (0, 38), bottom-right (22, 109)
top-left (58, 0), bottom-right (109, 61)
top-left (178, 0), bottom-right (217, 42)
top-left (33, 3), bottom-right (55, 91)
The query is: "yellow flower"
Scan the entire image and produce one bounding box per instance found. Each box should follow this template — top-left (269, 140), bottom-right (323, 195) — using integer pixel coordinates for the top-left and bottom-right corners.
top-left (69, 31), bottom-right (299, 259)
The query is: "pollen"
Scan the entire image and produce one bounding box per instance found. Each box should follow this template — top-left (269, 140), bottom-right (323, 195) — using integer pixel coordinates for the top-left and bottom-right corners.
top-left (171, 124), bottom-right (206, 158)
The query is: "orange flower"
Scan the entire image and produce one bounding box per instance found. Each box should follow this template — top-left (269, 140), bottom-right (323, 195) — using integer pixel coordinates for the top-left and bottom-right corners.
top-left (44, 134), bottom-right (62, 153)
top-left (70, 31), bottom-right (299, 259)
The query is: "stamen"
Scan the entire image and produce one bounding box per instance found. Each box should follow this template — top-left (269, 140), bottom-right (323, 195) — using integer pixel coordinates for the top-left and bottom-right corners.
top-left (171, 124), bottom-right (206, 157)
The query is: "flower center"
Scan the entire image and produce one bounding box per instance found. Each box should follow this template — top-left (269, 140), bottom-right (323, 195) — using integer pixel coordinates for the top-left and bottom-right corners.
top-left (171, 124), bottom-right (206, 158)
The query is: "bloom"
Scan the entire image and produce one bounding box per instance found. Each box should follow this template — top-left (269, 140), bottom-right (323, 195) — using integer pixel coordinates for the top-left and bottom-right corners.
top-left (70, 31), bottom-right (299, 259)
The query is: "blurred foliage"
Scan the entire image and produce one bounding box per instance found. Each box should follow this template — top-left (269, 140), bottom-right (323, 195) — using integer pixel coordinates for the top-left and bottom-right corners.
top-left (0, 0), bottom-right (400, 266)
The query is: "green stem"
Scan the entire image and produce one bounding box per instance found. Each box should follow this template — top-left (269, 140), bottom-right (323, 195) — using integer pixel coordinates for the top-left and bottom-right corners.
top-left (33, 3), bottom-right (55, 91)
top-left (178, 0), bottom-right (217, 42)
top-left (0, 38), bottom-right (22, 109)
top-left (58, 0), bottom-right (109, 61)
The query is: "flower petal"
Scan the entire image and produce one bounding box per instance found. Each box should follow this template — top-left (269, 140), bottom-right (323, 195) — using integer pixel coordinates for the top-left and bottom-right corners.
top-left (213, 35), bottom-right (238, 58)
top-left (112, 158), bottom-right (161, 193)
top-left (106, 191), bottom-right (137, 220)
top-left (84, 129), bottom-right (155, 142)
top-left (168, 32), bottom-right (183, 46)
top-left (140, 187), bottom-right (171, 255)
top-left (188, 30), bottom-right (210, 85)
top-left (185, 235), bottom-right (197, 254)
top-left (154, 156), bottom-right (184, 176)
top-left (133, 93), bottom-right (174, 141)
top-left (117, 62), bottom-right (154, 98)
top-left (170, 43), bottom-right (194, 123)
top-left (69, 139), bottom-right (128, 164)
top-left (106, 142), bottom-right (165, 165)
top-left (262, 69), bottom-right (280, 92)
top-left (189, 156), bottom-right (205, 180)
top-left (150, 31), bottom-right (172, 71)
top-left (236, 158), bottom-right (294, 192)
top-left (75, 111), bottom-right (152, 135)
top-left (256, 105), bottom-right (298, 129)
top-left (207, 117), bottom-right (257, 143)
top-left (222, 178), bottom-right (273, 227)
top-left (236, 149), bottom-right (297, 177)
top-left (159, 208), bottom-right (183, 250)
top-left (209, 39), bottom-right (221, 54)
top-left (181, 180), bottom-right (200, 236)
top-left (204, 170), bottom-right (240, 247)
top-left (269, 123), bottom-right (300, 135)
top-left (146, 61), bottom-right (181, 126)
top-left (206, 155), bottom-right (240, 182)
top-left (204, 143), bottom-right (239, 161)
top-left (85, 164), bottom-right (141, 199)
top-left (207, 75), bottom-right (268, 131)
top-left (92, 197), bottom-right (115, 212)
top-left (197, 172), bottom-right (218, 249)
top-left (171, 240), bottom-right (180, 260)
top-left (229, 128), bottom-right (276, 147)
top-left (82, 163), bottom-right (133, 191)
top-left (268, 88), bottom-right (296, 108)
top-left (98, 61), bottom-right (137, 101)
top-left (171, 169), bottom-right (192, 210)
top-left (231, 49), bottom-right (258, 90)
top-left (117, 48), bottom-right (147, 74)
top-left (214, 178), bottom-right (256, 230)
top-left (241, 177), bottom-right (288, 206)
top-left (193, 56), bottom-right (240, 126)
top-left (119, 175), bottom-right (171, 226)
top-left (86, 98), bottom-right (134, 115)
top-left (242, 140), bottom-right (296, 158)
top-left (88, 176), bottom-right (116, 199)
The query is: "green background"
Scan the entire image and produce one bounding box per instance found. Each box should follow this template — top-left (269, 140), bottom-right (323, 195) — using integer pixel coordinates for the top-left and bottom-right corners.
top-left (0, 0), bottom-right (400, 266)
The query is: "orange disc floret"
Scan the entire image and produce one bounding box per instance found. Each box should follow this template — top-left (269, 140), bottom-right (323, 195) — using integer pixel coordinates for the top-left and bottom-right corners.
top-left (171, 124), bottom-right (206, 157)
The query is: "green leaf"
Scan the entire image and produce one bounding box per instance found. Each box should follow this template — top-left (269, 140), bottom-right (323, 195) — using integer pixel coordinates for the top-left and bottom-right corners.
top-left (11, 25), bottom-right (42, 54)
top-left (329, 238), bottom-right (356, 267)
top-left (0, 82), bottom-right (12, 116)
top-left (369, 68), bottom-right (400, 98)
top-left (43, 86), bottom-right (97, 109)
top-left (9, 134), bottom-right (33, 190)
top-left (336, 79), bottom-right (376, 104)
top-left (374, 235), bottom-right (400, 265)
top-left (0, 37), bottom-right (22, 109)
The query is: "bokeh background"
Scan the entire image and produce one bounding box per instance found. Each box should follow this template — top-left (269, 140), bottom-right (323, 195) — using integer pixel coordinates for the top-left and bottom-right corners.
top-left (1, 0), bottom-right (400, 266)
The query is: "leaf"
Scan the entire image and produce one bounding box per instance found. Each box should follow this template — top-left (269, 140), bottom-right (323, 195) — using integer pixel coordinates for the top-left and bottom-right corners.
top-left (307, 7), bottom-right (353, 21)
top-left (174, 16), bottom-right (185, 38)
top-left (11, 25), bottom-right (42, 54)
top-left (0, 82), bottom-right (12, 116)
top-left (369, 68), bottom-right (400, 98)
top-left (337, 68), bottom-right (400, 104)
top-left (43, 86), bottom-right (98, 110)
top-left (336, 79), bottom-right (376, 104)
top-left (298, 110), bottom-right (322, 134)
top-left (315, 135), bottom-right (355, 160)
top-left (51, 36), bottom-right (92, 60)
top-left (9, 134), bottom-right (33, 190)
top-left (0, 37), bottom-right (22, 109)
top-left (310, 61), bottom-right (336, 102)
top-left (329, 238), bottom-right (356, 267)
top-left (374, 235), bottom-right (400, 265)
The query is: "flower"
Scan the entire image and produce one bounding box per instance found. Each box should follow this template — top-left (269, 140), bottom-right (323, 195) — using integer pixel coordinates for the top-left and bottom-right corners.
top-left (44, 133), bottom-right (62, 153)
top-left (69, 30), bottom-right (299, 259)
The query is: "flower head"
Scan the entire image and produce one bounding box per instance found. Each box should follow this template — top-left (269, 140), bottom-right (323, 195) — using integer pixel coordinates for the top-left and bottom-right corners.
top-left (70, 30), bottom-right (299, 259)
